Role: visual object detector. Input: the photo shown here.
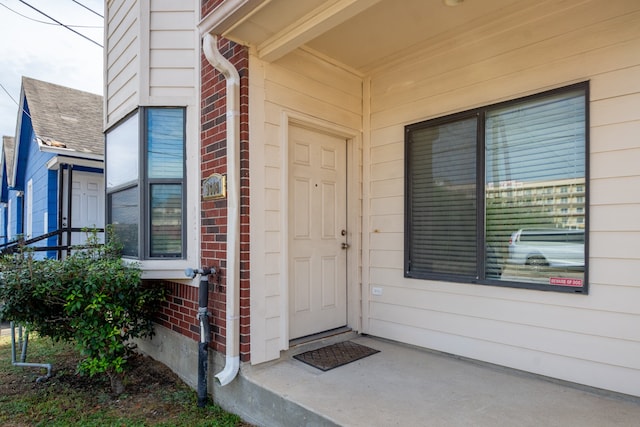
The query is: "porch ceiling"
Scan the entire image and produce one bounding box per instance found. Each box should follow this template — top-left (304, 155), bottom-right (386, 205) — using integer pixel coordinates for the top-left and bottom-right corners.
top-left (202, 0), bottom-right (529, 74)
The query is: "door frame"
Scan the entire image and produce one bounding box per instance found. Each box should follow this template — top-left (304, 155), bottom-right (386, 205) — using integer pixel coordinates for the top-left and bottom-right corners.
top-left (281, 111), bottom-right (362, 346)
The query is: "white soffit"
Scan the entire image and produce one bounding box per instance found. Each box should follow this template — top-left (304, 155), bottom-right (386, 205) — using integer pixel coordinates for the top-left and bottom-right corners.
top-left (199, 0), bottom-right (269, 36)
top-left (201, 0), bottom-right (383, 61)
top-left (204, 0), bottom-right (550, 73)
top-left (255, 0), bottom-right (384, 62)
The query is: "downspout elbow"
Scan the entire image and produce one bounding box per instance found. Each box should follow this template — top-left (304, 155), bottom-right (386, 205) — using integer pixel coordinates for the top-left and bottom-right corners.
top-left (215, 355), bottom-right (240, 386)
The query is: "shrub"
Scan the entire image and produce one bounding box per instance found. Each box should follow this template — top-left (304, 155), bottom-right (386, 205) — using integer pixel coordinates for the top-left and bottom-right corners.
top-left (0, 229), bottom-right (166, 394)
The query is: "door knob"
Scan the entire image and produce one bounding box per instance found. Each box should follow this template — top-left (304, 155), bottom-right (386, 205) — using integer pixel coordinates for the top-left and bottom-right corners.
top-left (341, 242), bottom-right (350, 249)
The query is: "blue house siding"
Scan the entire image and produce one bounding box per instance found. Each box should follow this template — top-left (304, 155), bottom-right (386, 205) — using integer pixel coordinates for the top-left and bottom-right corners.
top-left (23, 131), bottom-right (55, 254)
top-left (0, 161), bottom-right (7, 245)
top-left (46, 170), bottom-right (59, 258)
top-left (0, 161), bottom-right (7, 203)
top-left (10, 100), bottom-right (56, 257)
top-left (0, 206), bottom-right (6, 245)
top-left (6, 103), bottom-right (31, 242)
top-left (7, 192), bottom-right (22, 241)
top-left (13, 104), bottom-right (32, 193)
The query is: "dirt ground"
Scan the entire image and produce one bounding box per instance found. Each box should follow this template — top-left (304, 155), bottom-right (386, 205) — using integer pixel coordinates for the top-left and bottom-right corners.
top-left (0, 333), bottom-right (254, 426)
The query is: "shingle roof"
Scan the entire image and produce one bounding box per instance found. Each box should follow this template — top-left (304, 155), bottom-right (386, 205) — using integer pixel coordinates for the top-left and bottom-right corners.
top-left (21, 76), bottom-right (103, 157)
top-left (2, 135), bottom-right (15, 183)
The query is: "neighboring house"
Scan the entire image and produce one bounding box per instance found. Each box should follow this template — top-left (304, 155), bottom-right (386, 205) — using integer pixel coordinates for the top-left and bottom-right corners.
top-left (0, 136), bottom-right (14, 246)
top-left (103, 0), bottom-right (640, 408)
top-left (2, 77), bottom-right (104, 256)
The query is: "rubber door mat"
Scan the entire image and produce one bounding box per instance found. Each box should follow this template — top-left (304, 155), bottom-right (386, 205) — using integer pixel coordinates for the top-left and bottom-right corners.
top-left (293, 341), bottom-right (380, 371)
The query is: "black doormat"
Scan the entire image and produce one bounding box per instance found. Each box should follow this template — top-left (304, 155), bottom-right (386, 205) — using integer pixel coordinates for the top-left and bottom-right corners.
top-left (293, 341), bottom-right (380, 371)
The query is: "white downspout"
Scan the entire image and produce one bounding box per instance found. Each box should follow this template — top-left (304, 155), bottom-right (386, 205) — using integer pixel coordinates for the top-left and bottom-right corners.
top-left (203, 33), bottom-right (240, 386)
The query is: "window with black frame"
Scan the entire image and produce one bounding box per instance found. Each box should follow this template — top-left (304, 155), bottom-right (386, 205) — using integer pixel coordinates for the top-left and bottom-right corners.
top-left (106, 107), bottom-right (186, 259)
top-left (405, 83), bottom-right (588, 292)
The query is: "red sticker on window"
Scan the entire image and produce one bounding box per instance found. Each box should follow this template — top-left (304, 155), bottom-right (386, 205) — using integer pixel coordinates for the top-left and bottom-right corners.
top-left (550, 277), bottom-right (583, 287)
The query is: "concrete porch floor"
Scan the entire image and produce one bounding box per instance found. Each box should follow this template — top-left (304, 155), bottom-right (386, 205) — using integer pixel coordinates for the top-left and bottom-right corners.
top-left (223, 334), bottom-right (640, 427)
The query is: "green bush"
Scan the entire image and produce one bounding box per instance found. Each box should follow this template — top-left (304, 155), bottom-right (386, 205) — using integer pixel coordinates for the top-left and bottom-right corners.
top-left (0, 229), bottom-right (166, 394)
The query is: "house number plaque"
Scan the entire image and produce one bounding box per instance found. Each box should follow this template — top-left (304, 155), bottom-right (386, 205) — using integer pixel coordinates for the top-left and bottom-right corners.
top-left (202, 173), bottom-right (226, 200)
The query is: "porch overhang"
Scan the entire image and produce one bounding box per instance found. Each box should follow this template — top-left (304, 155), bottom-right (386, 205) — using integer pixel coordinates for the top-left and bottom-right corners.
top-left (46, 155), bottom-right (104, 171)
top-left (198, 0), bottom-right (537, 74)
top-left (199, 0), bottom-right (384, 63)
top-left (198, 0), bottom-right (268, 37)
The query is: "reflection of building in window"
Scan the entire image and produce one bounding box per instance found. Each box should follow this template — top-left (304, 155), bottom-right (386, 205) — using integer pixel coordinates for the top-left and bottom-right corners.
top-left (485, 177), bottom-right (586, 229)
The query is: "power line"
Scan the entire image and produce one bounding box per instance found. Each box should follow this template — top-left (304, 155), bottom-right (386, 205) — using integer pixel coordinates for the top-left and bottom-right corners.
top-left (0, 82), bottom-right (19, 107)
top-left (1, 2), bottom-right (52, 25)
top-left (0, 82), bottom-right (32, 124)
top-left (17, 0), bottom-right (102, 48)
top-left (0, 2), bottom-right (102, 28)
top-left (71, 0), bottom-right (102, 18)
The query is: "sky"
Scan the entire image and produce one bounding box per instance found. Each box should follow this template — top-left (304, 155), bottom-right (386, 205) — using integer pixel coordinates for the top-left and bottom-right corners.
top-left (0, 0), bottom-right (103, 141)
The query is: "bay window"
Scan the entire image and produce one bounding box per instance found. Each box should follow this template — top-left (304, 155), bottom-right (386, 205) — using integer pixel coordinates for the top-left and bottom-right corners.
top-left (405, 83), bottom-right (588, 292)
top-left (106, 107), bottom-right (186, 259)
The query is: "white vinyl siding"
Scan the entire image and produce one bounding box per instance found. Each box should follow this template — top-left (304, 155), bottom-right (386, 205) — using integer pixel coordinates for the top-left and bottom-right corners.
top-left (106, 0), bottom-right (198, 126)
top-left (106, 0), bottom-right (140, 124)
top-left (148, 2), bottom-right (198, 100)
top-left (365, 1), bottom-right (640, 396)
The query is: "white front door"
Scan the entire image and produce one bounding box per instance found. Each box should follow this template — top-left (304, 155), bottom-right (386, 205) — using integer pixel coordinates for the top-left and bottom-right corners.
top-left (62, 170), bottom-right (105, 246)
top-left (288, 125), bottom-right (348, 340)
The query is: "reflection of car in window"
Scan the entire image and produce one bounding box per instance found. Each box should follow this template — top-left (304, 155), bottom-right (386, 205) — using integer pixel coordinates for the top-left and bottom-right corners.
top-left (508, 229), bottom-right (584, 269)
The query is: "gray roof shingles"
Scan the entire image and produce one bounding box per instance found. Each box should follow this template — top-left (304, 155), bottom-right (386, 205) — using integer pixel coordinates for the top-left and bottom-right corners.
top-left (21, 76), bottom-right (103, 157)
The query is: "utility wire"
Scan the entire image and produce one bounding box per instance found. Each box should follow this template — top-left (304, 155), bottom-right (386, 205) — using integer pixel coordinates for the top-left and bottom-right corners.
top-left (0, 82), bottom-right (32, 123)
top-left (17, 0), bottom-right (102, 48)
top-left (0, 2), bottom-right (101, 28)
top-left (71, 0), bottom-right (102, 18)
top-left (0, 82), bottom-right (19, 107)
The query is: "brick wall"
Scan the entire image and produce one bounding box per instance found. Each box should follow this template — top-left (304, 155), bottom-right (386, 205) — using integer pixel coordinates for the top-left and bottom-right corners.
top-left (202, 0), bottom-right (224, 17)
top-left (154, 0), bottom-right (251, 365)
top-left (155, 281), bottom-right (200, 342)
top-left (200, 26), bottom-right (251, 361)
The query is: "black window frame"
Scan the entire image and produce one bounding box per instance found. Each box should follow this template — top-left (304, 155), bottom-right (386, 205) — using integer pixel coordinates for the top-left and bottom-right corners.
top-left (106, 106), bottom-right (187, 260)
top-left (404, 82), bottom-right (589, 293)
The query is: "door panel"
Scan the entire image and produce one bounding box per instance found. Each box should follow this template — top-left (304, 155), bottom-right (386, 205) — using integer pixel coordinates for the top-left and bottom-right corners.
top-left (289, 125), bottom-right (347, 339)
top-left (62, 171), bottom-right (105, 246)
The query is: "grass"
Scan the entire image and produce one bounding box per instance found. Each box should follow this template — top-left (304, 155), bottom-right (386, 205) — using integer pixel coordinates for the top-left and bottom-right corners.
top-left (0, 331), bottom-right (252, 427)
